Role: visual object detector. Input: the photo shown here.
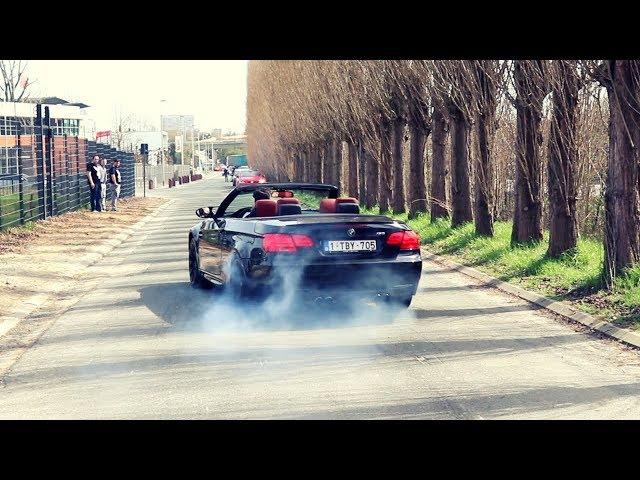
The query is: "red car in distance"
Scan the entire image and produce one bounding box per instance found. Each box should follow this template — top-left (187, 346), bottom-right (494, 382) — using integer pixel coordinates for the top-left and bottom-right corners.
top-left (234, 170), bottom-right (267, 186)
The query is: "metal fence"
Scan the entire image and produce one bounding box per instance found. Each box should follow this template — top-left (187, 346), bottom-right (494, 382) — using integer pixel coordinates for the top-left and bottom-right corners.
top-left (0, 104), bottom-right (135, 231)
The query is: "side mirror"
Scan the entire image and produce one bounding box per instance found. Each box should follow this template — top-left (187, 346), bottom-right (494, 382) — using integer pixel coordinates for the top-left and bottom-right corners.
top-left (196, 206), bottom-right (217, 218)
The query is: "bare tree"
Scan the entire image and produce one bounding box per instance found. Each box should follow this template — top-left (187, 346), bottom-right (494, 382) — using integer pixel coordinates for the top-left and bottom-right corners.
top-left (378, 115), bottom-right (393, 213)
top-left (547, 60), bottom-right (582, 257)
top-left (429, 61), bottom-right (474, 227)
top-left (591, 60), bottom-right (640, 286)
top-left (508, 60), bottom-right (549, 245)
top-left (0, 60), bottom-right (35, 102)
top-left (432, 106), bottom-right (450, 220)
top-left (111, 111), bottom-right (135, 151)
top-left (469, 60), bottom-right (501, 236)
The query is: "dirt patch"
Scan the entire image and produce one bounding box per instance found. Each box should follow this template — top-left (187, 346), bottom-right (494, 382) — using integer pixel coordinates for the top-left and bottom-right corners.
top-left (0, 196), bottom-right (166, 317)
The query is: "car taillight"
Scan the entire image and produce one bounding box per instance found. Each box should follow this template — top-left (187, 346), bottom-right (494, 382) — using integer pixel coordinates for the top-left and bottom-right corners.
top-left (386, 230), bottom-right (421, 250)
top-left (263, 233), bottom-right (314, 253)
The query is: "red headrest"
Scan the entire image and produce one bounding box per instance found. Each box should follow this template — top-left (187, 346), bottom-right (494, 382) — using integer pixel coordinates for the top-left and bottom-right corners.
top-left (336, 197), bottom-right (359, 205)
top-left (276, 198), bottom-right (300, 206)
top-left (319, 199), bottom-right (337, 213)
top-left (254, 199), bottom-right (277, 217)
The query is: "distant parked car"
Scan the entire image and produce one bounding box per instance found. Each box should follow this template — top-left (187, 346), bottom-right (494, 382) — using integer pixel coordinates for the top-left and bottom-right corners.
top-left (231, 166), bottom-right (250, 185)
top-left (234, 170), bottom-right (267, 186)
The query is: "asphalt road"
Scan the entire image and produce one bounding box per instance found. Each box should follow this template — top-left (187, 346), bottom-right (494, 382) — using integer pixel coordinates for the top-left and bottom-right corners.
top-left (1, 175), bottom-right (640, 419)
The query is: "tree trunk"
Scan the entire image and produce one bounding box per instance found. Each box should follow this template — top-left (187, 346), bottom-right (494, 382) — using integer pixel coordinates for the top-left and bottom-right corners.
top-left (603, 60), bottom-right (640, 286)
top-left (292, 150), bottom-right (302, 181)
top-left (391, 115), bottom-right (406, 214)
top-left (378, 119), bottom-right (393, 213)
top-left (408, 120), bottom-right (429, 219)
top-left (358, 140), bottom-right (366, 204)
top-left (322, 142), bottom-right (332, 185)
top-left (364, 141), bottom-right (379, 209)
top-left (430, 107), bottom-right (449, 221)
top-left (474, 115), bottom-right (495, 236)
top-left (547, 61), bottom-right (579, 257)
top-left (302, 149), bottom-right (310, 182)
top-left (473, 62), bottom-right (497, 237)
top-left (449, 106), bottom-right (473, 227)
top-left (511, 60), bottom-right (546, 245)
top-left (310, 146), bottom-right (322, 183)
top-left (332, 139), bottom-right (343, 192)
top-left (347, 140), bottom-right (359, 198)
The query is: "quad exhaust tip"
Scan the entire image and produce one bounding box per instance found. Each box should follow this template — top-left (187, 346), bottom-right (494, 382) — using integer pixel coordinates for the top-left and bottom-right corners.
top-left (314, 296), bottom-right (336, 305)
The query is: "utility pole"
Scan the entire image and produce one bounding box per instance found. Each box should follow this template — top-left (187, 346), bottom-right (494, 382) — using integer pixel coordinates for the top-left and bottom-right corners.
top-left (141, 143), bottom-right (149, 197)
top-left (192, 128), bottom-right (196, 169)
top-left (181, 116), bottom-right (186, 166)
top-left (159, 100), bottom-right (166, 186)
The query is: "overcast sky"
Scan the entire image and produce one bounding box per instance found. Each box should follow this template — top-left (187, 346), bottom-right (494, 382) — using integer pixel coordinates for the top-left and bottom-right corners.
top-left (23, 60), bottom-right (248, 134)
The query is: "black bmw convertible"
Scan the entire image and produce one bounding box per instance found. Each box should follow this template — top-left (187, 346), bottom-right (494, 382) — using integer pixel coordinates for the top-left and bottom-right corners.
top-left (188, 183), bottom-right (423, 308)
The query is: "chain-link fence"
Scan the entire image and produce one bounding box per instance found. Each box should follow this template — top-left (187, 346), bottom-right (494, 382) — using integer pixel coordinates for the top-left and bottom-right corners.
top-left (0, 104), bottom-right (135, 231)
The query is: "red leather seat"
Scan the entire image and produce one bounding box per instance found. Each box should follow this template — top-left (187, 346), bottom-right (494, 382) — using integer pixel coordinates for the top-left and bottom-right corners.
top-left (319, 197), bottom-right (358, 213)
top-left (319, 199), bottom-right (337, 213)
top-left (276, 197), bottom-right (300, 215)
top-left (336, 197), bottom-right (358, 206)
top-left (276, 198), bottom-right (300, 206)
top-left (254, 199), bottom-right (277, 217)
top-left (335, 197), bottom-right (359, 214)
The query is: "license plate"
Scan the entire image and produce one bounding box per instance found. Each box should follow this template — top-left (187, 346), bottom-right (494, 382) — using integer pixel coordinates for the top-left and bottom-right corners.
top-left (324, 240), bottom-right (377, 252)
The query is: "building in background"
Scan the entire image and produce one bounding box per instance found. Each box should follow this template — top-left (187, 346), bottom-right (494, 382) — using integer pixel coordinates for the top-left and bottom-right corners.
top-left (1, 97), bottom-right (94, 138)
top-left (1, 98), bottom-right (95, 176)
top-left (161, 115), bottom-right (194, 141)
top-left (118, 130), bottom-right (168, 165)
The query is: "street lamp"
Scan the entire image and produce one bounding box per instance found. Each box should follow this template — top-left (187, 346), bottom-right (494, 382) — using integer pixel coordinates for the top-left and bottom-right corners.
top-left (180, 115), bottom-right (186, 166)
top-left (159, 99), bottom-right (166, 185)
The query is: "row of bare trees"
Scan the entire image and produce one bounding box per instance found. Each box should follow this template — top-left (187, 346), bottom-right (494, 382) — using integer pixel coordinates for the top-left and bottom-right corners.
top-left (246, 60), bottom-right (640, 287)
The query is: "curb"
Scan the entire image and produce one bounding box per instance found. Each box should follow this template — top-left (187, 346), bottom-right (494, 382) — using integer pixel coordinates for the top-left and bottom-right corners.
top-left (421, 248), bottom-right (640, 350)
top-left (0, 198), bottom-right (175, 340)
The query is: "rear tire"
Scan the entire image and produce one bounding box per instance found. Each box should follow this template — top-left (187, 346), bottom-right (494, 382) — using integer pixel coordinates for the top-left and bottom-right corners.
top-left (189, 237), bottom-right (213, 289)
top-left (226, 256), bottom-right (248, 300)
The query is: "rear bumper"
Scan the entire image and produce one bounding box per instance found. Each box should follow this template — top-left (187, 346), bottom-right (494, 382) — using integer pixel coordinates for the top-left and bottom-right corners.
top-left (246, 252), bottom-right (422, 299)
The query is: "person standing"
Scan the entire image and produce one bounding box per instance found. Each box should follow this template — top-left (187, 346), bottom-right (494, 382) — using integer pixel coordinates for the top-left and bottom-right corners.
top-left (86, 155), bottom-right (101, 212)
top-left (109, 158), bottom-right (122, 211)
top-left (223, 165), bottom-right (229, 182)
top-left (98, 157), bottom-right (108, 212)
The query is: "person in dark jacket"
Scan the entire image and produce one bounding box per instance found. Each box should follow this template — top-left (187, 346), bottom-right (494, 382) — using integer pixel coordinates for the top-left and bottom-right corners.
top-left (86, 155), bottom-right (102, 212)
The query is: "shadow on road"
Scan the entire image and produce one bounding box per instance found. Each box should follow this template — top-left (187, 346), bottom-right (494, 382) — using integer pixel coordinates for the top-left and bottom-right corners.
top-left (413, 303), bottom-right (540, 319)
top-left (266, 380), bottom-right (640, 419)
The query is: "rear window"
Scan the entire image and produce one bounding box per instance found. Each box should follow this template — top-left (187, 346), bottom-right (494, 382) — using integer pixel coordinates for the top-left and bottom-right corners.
top-left (238, 171), bottom-right (258, 177)
top-left (294, 190), bottom-right (328, 210)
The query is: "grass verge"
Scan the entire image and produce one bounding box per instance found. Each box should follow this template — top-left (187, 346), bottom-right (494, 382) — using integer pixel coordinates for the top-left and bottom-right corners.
top-left (363, 206), bottom-right (640, 331)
